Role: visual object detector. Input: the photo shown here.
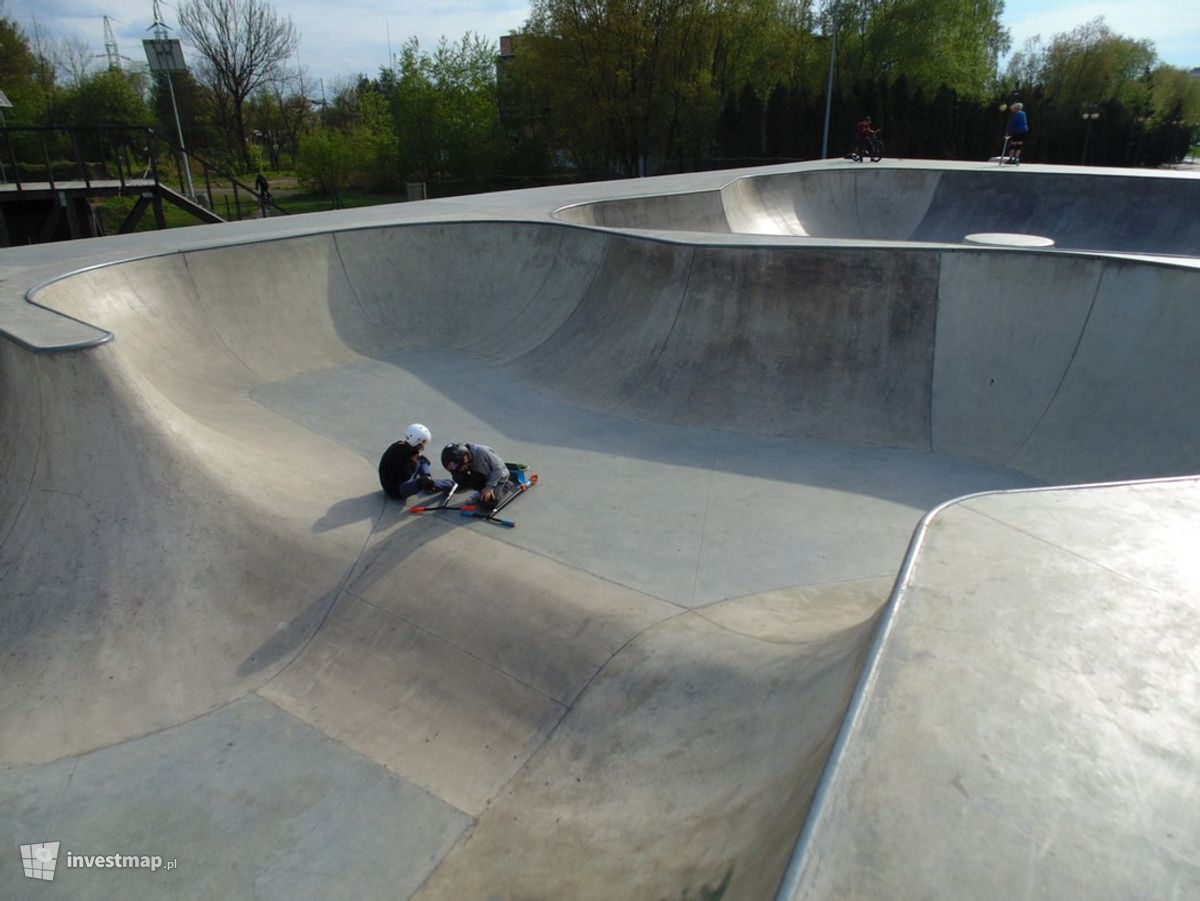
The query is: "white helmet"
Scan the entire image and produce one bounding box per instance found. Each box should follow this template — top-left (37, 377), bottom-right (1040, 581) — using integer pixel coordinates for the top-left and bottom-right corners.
top-left (403, 423), bottom-right (431, 447)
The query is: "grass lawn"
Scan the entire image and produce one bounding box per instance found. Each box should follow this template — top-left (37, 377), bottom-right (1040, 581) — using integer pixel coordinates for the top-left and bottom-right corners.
top-left (96, 182), bottom-right (410, 234)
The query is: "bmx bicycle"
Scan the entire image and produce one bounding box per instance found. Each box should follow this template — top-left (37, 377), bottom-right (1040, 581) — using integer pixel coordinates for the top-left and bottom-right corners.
top-left (849, 131), bottom-right (884, 163)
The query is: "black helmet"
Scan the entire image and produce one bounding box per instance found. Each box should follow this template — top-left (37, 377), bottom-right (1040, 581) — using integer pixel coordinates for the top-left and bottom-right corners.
top-left (441, 443), bottom-right (470, 472)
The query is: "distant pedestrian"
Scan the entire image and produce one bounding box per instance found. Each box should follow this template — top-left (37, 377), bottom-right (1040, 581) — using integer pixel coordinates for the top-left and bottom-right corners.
top-left (255, 172), bottom-right (272, 217)
top-left (1005, 103), bottom-right (1029, 165)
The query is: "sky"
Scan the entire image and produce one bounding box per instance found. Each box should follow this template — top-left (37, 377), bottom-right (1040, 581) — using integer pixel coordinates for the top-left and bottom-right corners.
top-left (4, 0), bottom-right (1198, 92)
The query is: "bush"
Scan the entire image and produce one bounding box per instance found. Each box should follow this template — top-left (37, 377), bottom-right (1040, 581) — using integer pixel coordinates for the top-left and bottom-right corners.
top-left (296, 126), bottom-right (358, 193)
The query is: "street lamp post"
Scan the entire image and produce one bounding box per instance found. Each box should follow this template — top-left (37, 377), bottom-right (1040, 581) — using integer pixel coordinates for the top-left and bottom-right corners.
top-left (1081, 107), bottom-right (1101, 165)
top-left (0, 89), bottom-right (12, 184)
top-left (820, 1), bottom-right (841, 160)
top-left (144, 1), bottom-right (195, 200)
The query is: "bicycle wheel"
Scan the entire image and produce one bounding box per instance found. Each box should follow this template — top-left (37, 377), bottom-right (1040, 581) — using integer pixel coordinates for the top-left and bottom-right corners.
top-left (870, 139), bottom-right (884, 162)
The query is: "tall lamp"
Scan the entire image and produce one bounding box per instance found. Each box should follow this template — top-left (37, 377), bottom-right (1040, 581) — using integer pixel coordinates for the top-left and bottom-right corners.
top-left (1081, 107), bottom-right (1101, 165)
top-left (143, 2), bottom-right (195, 200)
top-left (820, 2), bottom-right (842, 160)
top-left (0, 89), bottom-right (12, 184)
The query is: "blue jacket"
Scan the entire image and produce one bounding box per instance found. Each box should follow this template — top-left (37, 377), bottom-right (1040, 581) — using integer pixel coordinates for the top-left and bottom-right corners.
top-left (1008, 110), bottom-right (1028, 136)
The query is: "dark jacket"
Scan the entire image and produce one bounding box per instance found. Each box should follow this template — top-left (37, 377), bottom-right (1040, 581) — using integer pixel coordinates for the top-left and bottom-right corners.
top-left (378, 441), bottom-right (426, 498)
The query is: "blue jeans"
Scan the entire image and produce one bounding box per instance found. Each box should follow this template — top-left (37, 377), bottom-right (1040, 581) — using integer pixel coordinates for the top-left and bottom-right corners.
top-left (397, 459), bottom-right (454, 500)
top-left (452, 470), bottom-right (519, 510)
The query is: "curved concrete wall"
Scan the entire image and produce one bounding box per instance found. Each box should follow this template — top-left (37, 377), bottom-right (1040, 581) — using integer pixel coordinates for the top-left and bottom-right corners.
top-left (557, 166), bottom-right (1200, 254)
top-left (0, 335), bottom-right (369, 764)
top-left (28, 222), bottom-right (1200, 486)
top-left (555, 189), bottom-right (731, 232)
top-left (513, 240), bottom-right (940, 447)
top-left (910, 170), bottom-right (1200, 251)
top-left (0, 340), bottom-right (39, 550)
top-left (932, 252), bottom-right (1200, 481)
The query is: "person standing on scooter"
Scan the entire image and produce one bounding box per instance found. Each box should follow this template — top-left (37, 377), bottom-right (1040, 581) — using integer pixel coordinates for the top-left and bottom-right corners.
top-left (1005, 103), bottom-right (1029, 164)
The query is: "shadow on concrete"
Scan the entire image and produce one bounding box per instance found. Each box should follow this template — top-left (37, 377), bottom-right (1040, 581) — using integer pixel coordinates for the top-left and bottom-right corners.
top-left (313, 491), bottom-right (384, 533)
top-left (237, 588), bottom-right (341, 678)
top-left (243, 488), bottom-right (472, 677)
top-left (253, 347), bottom-right (1034, 517)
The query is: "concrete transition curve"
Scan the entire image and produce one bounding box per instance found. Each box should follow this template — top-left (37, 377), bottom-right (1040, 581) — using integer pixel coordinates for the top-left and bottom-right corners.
top-left (1, 160), bottom-right (1198, 899)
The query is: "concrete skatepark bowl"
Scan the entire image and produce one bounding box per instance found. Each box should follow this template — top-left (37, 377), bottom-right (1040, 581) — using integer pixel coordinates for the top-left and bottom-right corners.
top-left (2, 159), bottom-right (1199, 899)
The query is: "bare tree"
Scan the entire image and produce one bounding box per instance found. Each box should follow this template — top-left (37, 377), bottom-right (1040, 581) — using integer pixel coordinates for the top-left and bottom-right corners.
top-left (23, 16), bottom-right (61, 121)
top-left (177, 0), bottom-right (299, 166)
top-left (56, 35), bottom-right (96, 87)
top-left (271, 64), bottom-right (317, 162)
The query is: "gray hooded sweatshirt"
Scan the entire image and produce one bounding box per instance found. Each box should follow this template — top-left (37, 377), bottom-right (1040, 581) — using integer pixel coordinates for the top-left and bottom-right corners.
top-left (465, 443), bottom-right (509, 490)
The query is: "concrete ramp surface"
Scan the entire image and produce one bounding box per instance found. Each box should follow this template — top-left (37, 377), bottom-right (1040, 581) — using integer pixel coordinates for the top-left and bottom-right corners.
top-left (558, 164), bottom-right (1200, 254)
top-left (1, 160), bottom-right (1198, 899)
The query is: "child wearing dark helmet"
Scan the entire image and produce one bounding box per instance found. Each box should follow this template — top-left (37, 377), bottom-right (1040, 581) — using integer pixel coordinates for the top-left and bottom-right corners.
top-left (441, 442), bottom-right (514, 511)
top-left (378, 423), bottom-right (454, 500)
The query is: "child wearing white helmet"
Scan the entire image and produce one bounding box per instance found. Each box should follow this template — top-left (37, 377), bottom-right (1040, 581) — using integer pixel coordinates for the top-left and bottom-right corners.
top-left (378, 423), bottom-right (454, 501)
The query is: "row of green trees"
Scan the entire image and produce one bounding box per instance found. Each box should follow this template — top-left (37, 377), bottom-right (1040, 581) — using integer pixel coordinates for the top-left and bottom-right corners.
top-left (297, 35), bottom-right (510, 193)
top-left (1002, 20), bottom-right (1198, 166)
top-left (710, 17), bottom-right (1197, 169)
top-left (2, 0), bottom-right (1197, 196)
top-left (498, 4), bottom-right (1195, 174)
top-left (502, 0), bottom-right (1012, 175)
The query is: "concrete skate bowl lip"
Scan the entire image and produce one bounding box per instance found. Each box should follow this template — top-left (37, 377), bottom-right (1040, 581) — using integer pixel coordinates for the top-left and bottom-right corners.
top-left (551, 162), bottom-right (1200, 256)
top-left (2, 165), bottom-right (1200, 899)
top-left (775, 468), bottom-right (1200, 901)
